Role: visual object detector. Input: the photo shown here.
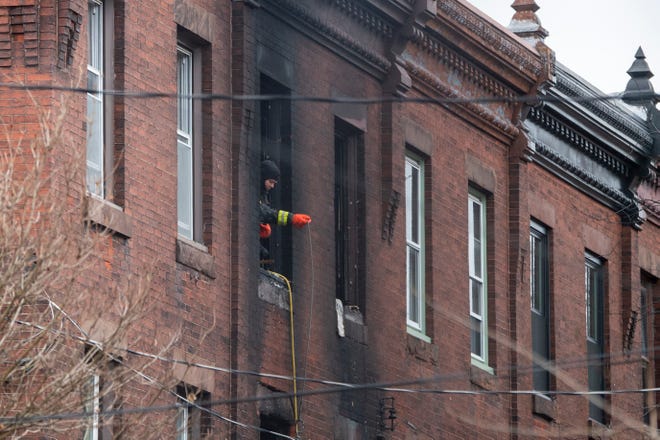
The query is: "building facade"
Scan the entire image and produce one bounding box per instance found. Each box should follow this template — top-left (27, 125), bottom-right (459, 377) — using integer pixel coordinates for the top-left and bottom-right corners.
top-left (0, 0), bottom-right (658, 439)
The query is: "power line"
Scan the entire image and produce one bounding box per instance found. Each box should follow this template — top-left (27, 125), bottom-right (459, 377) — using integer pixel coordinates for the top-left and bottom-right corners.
top-left (0, 81), bottom-right (656, 106)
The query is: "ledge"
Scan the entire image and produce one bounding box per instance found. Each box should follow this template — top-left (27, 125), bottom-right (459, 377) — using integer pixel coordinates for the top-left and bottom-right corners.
top-left (176, 238), bottom-right (216, 279)
top-left (85, 195), bottom-right (133, 238)
top-left (343, 307), bottom-right (367, 344)
top-left (257, 269), bottom-right (289, 310)
top-left (588, 418), bottom-right (611, 439)
top-left (406, 332), bottom-right (437, 365)
top-left (532, 394), bottom-right (556, 421)
top-left (469, 364), bottom-right (495, 390)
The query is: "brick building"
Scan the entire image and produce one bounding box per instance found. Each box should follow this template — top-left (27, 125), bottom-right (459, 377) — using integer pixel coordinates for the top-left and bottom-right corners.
top-left (0, 0), bottom-right (658, 439)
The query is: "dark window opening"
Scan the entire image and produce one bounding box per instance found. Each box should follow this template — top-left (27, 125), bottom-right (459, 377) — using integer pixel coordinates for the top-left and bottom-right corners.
top-left (176, 383), bottom-right (212, 439)
top-left (334, 118), bottom-right (365, 311)
top-left (531, 220), bottom-right (552, 394)
top-left (260, 74), bottom-right (292, 279)
top-left (585, 253), bottom-right (607, 424)
top-left (260, 414), bottom-right (292, 439)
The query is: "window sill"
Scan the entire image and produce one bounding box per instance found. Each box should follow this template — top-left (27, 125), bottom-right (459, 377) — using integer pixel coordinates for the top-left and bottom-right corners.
top-left (176, 238), bottom-right (216, 279)
top-left (588, 418), bottom-right (611, 439)
top-left (406, 327), bottom-right (431, 344)
top-left (405, 332), bottom-right (437, 364)
top-left (469, 363), bottom-right (495, 390)
top-left (85, 195), bottom-right (133, 238)
top-left (532, 393), bottom-right (556, 421)
top-left (258, 269), bottom-right (290, 310)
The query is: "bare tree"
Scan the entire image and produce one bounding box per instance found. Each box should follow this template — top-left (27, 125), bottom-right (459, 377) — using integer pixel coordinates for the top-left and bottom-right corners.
top-left (0, 91), bottom-right (181, 439)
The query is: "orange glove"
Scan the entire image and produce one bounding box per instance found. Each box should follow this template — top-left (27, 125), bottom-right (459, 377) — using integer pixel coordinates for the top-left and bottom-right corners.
top-left (292, 214), bottom-right (311, 228)
top-left (259, 223), bottom-right (271, 238)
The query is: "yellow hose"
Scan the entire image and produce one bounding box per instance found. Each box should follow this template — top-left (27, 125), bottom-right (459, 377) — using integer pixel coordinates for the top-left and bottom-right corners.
top-left (268, 271), bottom-right (299, 437)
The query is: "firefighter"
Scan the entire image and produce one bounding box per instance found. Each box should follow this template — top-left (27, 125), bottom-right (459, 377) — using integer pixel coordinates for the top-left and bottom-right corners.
top-left (259, 160), bottom-right (311, 259)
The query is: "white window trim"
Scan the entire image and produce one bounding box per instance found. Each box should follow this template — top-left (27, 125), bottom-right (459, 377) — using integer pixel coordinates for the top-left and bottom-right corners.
top-left (177, 45), bottom-right (194, 240)
top-left (469, 188), bottom-right (489, 370)
top-left (83, 374), bottom-right (100, 440)
top-left (176, 403), bottom-right (189, 440)
top-left (405, 154), bottom-right (428, 341)
top-left (86, 0), bottom-right (104, 197)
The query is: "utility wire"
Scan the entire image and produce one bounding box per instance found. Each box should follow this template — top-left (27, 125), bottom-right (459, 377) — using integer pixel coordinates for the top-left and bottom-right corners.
top-left (5, 371), bottom-right (660, 426)
top-left (13, 315), bottom-right (660, 391)
top-left (8, 319), bottom-right (660, 428)
top-left (0, 81), bottom-right (657, 106)
top-left (11, 311), bottom-right (296, 439)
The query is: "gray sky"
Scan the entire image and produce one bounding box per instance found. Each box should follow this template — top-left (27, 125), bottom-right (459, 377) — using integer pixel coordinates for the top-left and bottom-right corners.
top-left (466, 0), bottom-right (660, 94)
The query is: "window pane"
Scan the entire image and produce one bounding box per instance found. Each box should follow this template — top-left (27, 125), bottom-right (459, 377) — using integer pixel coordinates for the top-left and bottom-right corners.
top-left (86, 93), bottom-right (103, 195)
top-left (177, 137), bottom-right (193, 239)
top-left (405, 159), bottom-right (421, 245)
top-left (410, 166), bottom-right (419, 243)
top-left (88, 2), bottom-right (102, 70)
top-left (530, 231), bottom-right (545, 314)
top-left (177, 46), bottom-right (193, 239)
top-left (86, 0), bottom-right (104, 197)
top-left (177, 49), bottom-right (192, 134)
top-left (472, 201), bottom-right (481, 241)
top-left (83, 375), bottom-right (100, 440)
top-left (470, 278), bottom-right (481, 316)
top-left (408, 247), bottom-right (419, 324)
top-left (472, 236), bottom-right (482, 278)
top-left (471, 317), bottom-right (482, 357)
top-left (176, 406), bottom-right (189, 440)
top-left (585, 260), bottom-right (602, 342)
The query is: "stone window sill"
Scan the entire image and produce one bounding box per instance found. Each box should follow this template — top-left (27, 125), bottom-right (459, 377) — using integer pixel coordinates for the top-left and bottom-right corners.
top-left (176, 238), bottom-right (216, 278)
top-left (85, 195), bottom-right (133, 238)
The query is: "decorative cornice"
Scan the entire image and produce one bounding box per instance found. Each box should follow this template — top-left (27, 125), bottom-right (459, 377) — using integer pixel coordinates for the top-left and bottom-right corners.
top-left (404, 59), bottom-right (519, 137)
top-left (529, 107), bottom-right (631, 178)
top-left (555, 70), bottom-right (653, 148)
top-left (330, 0), bottom-right (394, 39)
top-left (536, 142), bottom-right (629, 202)
top-left (410, 28), bottom-right (516, 103)
top-left (265, 0), bottom-right (391, 73)
top-left (436, 0), bottom-right (543, 78)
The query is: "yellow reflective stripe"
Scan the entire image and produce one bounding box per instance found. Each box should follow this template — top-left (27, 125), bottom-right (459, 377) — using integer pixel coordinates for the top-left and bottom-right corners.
top-left (277, 210), bottom-right (290, 226)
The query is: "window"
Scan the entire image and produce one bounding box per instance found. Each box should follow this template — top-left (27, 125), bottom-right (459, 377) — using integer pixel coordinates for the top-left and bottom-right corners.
top-left (530, 221), bottom-right (551, 393)
top-left (83, 374), bottom-right (100, 440)
top-left (585, 253), bottom-right (606, 424)
top-left (86, 0), bottom-right (104, 196)
top-left (406, 153), bottom-right (425, 335)
top-left (260, 414), bottom-right (292, 439)
top-left (177, 45), bottom-right (194, 240)
top-left (260, 75), bottom-right (292, 277)
top-left (86, 0), bottom-right (114, 199)
top-left (469, 188), bottom-right (488, 367)
top-left (334, 118), bottom-right (365, 311)
top-left (176, 384), bottom-right (211, 440)
top-left (176, 33), bottom-right (208, 244)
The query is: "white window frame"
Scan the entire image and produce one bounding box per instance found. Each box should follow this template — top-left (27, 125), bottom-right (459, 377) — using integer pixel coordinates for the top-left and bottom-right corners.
top-left (176, 403), bottom-right (189, 440)
top-left (83, 374), bottom-right (100, 440)
top-left (86, 0), bottom-right (104, 197)
top-left (177, 45), bottom-right (194, 240)
top-left (469, 188), bottom-right (489, 369)
top-left (405, 154), bottom-right (426, 338)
